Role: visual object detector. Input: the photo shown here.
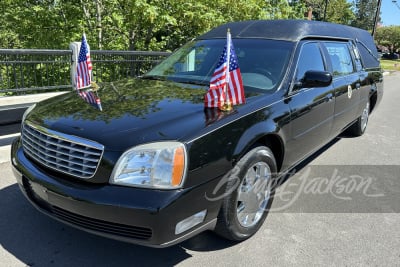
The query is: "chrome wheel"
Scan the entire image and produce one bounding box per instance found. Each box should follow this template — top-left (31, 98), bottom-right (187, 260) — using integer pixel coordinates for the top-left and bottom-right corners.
top-left (236, 162), bottom-right (271, 228)
top-left (215, 146), bottom-right (276, 241)
top-left (361, 101), bottom-right (370, 133)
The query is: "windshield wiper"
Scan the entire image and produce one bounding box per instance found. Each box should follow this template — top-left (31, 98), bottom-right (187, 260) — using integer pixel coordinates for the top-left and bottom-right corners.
top-left (142, 75), bottom-right (209, 86)
top-left (176, 80), bottom-right (209, 86)
top-left (140, 75), bottom-right (166, 81)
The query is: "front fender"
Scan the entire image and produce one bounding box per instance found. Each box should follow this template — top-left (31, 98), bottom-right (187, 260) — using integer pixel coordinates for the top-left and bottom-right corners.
top-left (232, 122), bottom-right (279, 160)
top-left (232, 104), bottom-right (290, 170)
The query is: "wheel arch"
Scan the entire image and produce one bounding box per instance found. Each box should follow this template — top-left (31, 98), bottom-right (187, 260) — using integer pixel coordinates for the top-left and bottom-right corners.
top-left (369, 90), bottom-right (377, 113)
top-left (257, 134), bottom-right (285, 172)
top-left (368, 73), bottom-right (383, 113)
top-left (233, 126), bottom-right (285, 172)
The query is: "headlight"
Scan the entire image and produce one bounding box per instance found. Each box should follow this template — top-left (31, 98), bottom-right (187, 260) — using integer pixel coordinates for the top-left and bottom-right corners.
top-left (110, 142), bottom-right (187, 189)
top-left (22, 103), bottom-right (36, 123)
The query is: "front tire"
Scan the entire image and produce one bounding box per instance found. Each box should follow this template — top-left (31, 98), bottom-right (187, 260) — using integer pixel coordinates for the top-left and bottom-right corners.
top-left (214, 146), bottom-right (277, 241)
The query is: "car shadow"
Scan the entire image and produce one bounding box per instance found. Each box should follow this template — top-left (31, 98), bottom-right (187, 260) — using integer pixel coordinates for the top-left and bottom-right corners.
top-left (0, 138), bottom-right (342, 266)
top-left (0, 183), bottom-right (237, 267)
top-left (275, 137), bottom-right (341, 186)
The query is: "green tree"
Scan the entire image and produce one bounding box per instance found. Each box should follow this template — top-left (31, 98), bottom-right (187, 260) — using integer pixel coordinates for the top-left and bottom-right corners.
top-left (0, 0), bottom-right (85, 49)
top-left (0, 0), bottom-right (307, 51)
top-left (351, 0), bottom-right (380, 32)
top-left (304, 0), bottom-right (326, 21)
top-left (375, 26), bottom-right (400, 53)
top-left (325, 0), bottom-right (355, 25)
top-left (304, 0), bottom-right (354, 24)
top-left (0, 0), bottom-right (22, 48)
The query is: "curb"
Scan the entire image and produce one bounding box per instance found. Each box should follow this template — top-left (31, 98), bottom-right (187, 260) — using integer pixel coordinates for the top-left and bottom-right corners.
top-left (0, 92), bottom-right (67, 125)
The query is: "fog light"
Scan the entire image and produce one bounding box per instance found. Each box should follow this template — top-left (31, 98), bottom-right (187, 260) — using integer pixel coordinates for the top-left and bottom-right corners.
top-left (175, 210), bottom-right (207, 235)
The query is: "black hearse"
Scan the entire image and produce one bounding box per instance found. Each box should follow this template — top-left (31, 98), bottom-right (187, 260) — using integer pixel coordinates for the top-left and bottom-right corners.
top-left (11, 20), bottom-right (383, 247)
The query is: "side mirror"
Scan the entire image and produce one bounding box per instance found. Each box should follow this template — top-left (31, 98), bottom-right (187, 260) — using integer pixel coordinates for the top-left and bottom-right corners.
top-left (299, 70), bottom-right (333, 88)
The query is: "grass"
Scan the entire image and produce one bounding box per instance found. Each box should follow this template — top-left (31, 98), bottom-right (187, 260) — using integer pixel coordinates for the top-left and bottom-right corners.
top-left (380, 59), bottom-right (400, 71)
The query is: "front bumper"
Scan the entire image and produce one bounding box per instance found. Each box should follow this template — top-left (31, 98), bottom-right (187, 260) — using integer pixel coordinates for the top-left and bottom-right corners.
top-left (11, 138), bottom-right (221, 247)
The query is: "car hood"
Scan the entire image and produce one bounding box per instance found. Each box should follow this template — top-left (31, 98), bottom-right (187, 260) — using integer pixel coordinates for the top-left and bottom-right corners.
top-left (26, 78), bottom-right (257, 151)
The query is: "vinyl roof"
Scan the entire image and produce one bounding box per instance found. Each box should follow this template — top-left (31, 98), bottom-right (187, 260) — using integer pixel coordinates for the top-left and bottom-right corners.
top-left (199, 20), bottom-right (368, 42)
top-left (198, 20), bottom-right (379, 68)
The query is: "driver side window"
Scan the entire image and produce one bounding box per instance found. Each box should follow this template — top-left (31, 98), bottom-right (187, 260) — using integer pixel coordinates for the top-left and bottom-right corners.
top-left (295, 43), bottom-right (325, 83)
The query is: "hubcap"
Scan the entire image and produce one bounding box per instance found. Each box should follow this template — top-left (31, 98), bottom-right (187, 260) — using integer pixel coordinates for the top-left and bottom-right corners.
top-left (361, 101), bottom-right (370, 132)
top-left (236, 162), bottom-right (271, 228)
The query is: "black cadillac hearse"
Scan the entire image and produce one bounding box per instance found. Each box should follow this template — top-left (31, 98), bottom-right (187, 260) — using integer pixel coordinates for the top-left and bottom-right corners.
top-left (11, 20), bottom-right (383, 247)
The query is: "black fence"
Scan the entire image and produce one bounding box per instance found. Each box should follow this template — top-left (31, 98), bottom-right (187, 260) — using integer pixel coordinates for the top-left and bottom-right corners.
top-left (0, 49), bottom-right (171, 95)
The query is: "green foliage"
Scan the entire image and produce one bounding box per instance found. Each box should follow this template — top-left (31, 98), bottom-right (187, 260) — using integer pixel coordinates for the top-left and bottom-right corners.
top-left (2, 0), bottom-right (387, 52)
top-left (375, 26), bottom-right (400, 52)
top-left (380, 59), bottom-right (400, 71)
top-left (0, 0), bottom-right (307, 51)
top-left (0, 0), bottom-right (84, 49)
top-left (304, 0), bottom-right (355, 24)
top-left (326, 0), bottom-right (355, 25)
top-left (304, 0), bottom-right (326, 21)
top-left (351, 0), bottom-right (379, 32)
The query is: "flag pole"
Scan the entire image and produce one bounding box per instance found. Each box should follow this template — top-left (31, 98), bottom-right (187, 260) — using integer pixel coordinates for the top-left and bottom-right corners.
top-left (220, 28), bottom-right (232, 111)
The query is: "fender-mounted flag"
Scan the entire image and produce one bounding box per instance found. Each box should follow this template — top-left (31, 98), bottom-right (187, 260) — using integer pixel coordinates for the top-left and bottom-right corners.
top-left (75, 34), bottom-right (102, 111)
top-left (204, 29), bottom-right (245, 111)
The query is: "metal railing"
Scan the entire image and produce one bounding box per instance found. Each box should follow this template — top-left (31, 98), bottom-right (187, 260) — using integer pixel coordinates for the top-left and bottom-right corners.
top-left (0, 49), bottom-right (171, 94)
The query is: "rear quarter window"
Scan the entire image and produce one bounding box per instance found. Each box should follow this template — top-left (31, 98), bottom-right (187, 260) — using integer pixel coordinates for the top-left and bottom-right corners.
top-left (356, 43), bottom-right (380, 69)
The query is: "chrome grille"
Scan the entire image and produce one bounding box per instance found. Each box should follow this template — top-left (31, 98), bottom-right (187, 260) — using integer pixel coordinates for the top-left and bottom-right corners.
top-left (22, 121), bottom-right (104, 179)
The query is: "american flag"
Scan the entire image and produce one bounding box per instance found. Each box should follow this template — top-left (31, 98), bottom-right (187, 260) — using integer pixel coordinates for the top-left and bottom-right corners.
top-left (204, 31), bottom-right (245, 108)
top-left (204, 107), bottom-right (236, 126)
top-left (75, 34), bottom-right (92, 89)
top-left (204, 107), bottom-right (223, 126)
top-left (75, 34), bottom-right (102, 111)
top-left (78, 89), bottom-right (102, 111)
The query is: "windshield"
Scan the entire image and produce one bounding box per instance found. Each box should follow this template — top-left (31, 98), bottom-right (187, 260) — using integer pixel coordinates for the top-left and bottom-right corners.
top-left (144, 39), bottom-right (294, 93)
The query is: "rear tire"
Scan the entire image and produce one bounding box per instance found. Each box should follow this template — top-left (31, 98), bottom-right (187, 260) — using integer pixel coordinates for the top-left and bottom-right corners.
top-left (214, 146), bottom-right (276, 241)
top-left (348, 99), bottom-right (370, 136)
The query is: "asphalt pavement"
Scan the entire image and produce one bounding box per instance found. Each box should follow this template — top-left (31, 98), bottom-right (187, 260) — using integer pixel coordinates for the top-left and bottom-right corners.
top-left (0, 73), bottom-right (399, 266)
